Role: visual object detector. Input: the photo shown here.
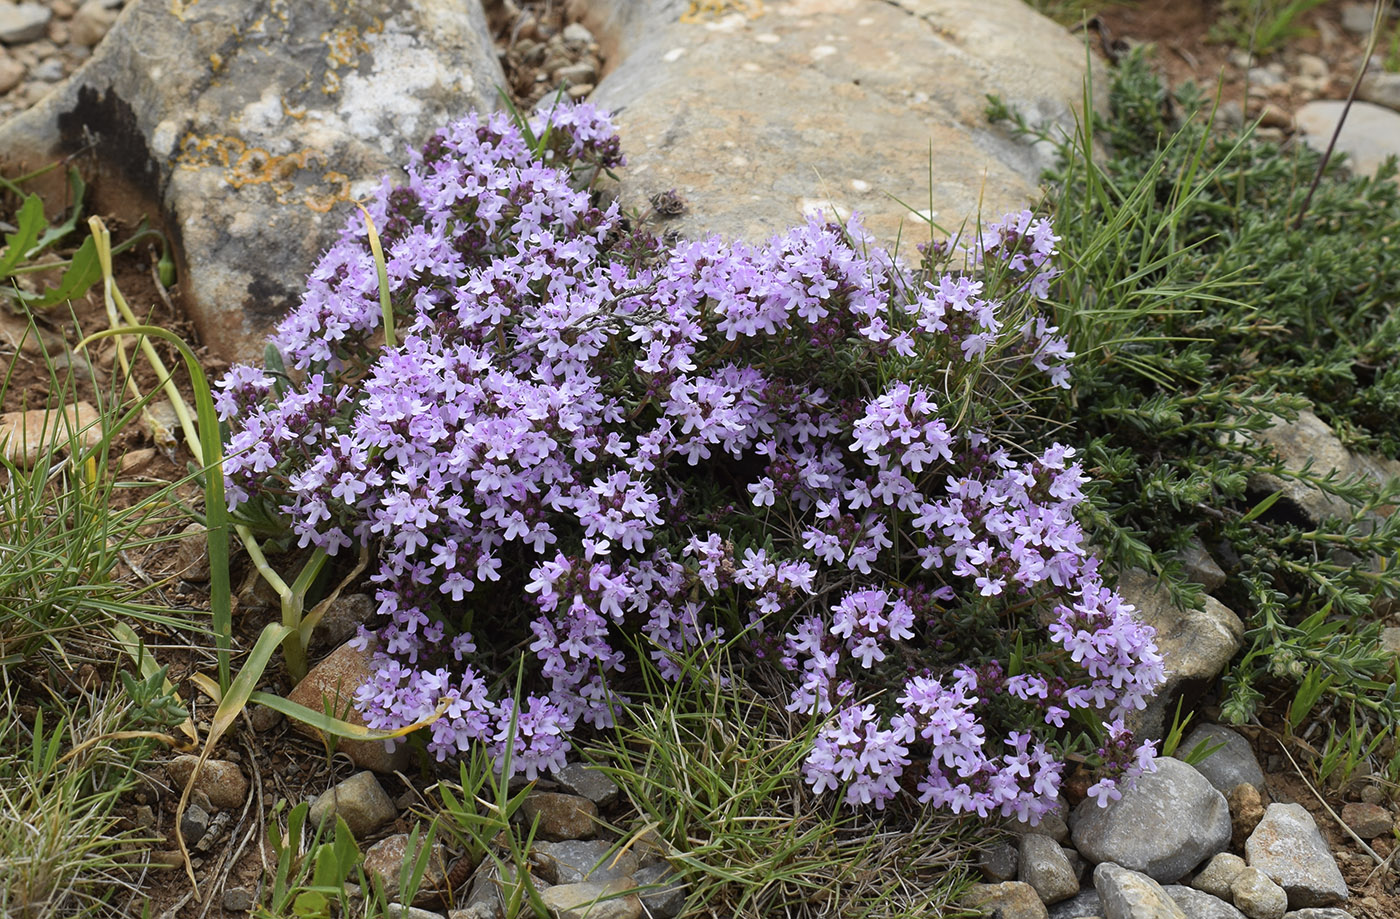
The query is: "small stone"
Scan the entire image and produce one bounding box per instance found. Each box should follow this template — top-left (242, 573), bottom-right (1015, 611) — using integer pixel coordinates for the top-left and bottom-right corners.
top-left (1192, 853), bottom-right (1247, 900)
top-left (180, 803), bottom-right (210, 846)
top-left (520, 792), bottom-right (598, 841)
top-left (1282, 910), bottom-right (1357, 919)
top-left (1256, 104), bottom-right (1294, 131)
top-left (1048, 887), bottom-right (1101, 919)
top-left (1295, 54), bottom-right (1328, 81)
top-left (1164, 885), bottom-right (1247, 919)
top-left (1296, 101), bottom-right (1400, 181)
top-left (287, 643), bottom-right (410, 774)
top-left (28, 55), bottom-right (62, 81)
top-left (1359, 784), bottom-right (1385, 806)
top-left (980, 842), bottom-right (1019, 882)
top-left (1340, 802), bottom-right (1392, 838)
top-left (1229, 783), bottom-right (1266, 850)
top-left (1248, 67), bottom-right (1284, 87)
top-left (532, 840), bottom-right (637, 885)
top-left (384, 906), bottom-right (445, 919)
top-left (539, 879), bottom-right (642, 919)
top-left (1341, 2), bottom-right (1376, 34)
top-left (1232, 867), bottom-right (1288, 919)
top-left (561, 22), bottom-right (593, 46)
top-left (960, 881), bottom-right (1049, 919)
top-left (0, 53), bottom-right (22, 92)
top-left (1246, 804), bottom-right (1349, 909)
top-left (174, 523), bottom-right (211, 581)
top-left (565, 83), bottom-right (593, 100)
top-left (52, 0), bottom-right (76, 18)
top-left (249, 702), bottom-right (282, 732)
top-left (69, 0), bottom-right (117, 46)
top-left (1014, 797), bottom-right (1070, 844)
top-left (363, 832), bottom-right (454, 907)
top-left (0, 401), bottom-right (102, 467)
top-left (309, 592), bottom-right (377, 651)
top-left (0, 3), bottom-right (51, 44)
top-left (1359, 73), bottom-right (1400, 113)
top-left (165, 755), bottom-right (248, 811)
top-left (633, 863), bottom-right (686, 919)
top-left (1019, 833), bottom-right (1079, 905)
top-left (134, 804), bottom-right (156, 828)
top-left (1070, 757), bottom-right (1231, 883)
top-left (1177, 725), bottom-right (1265, 794)
top-left (223, 886), bottom-right (256, 912)
top-left (555, 762), bottom-right (620, 808)
top-left (553, 61), bottom-right (596, 85)
top-left (1093, 863), bottom-right (1187, 919)
top-left (1179, 542), bottom-right (1226, 591)
top-left (307, 771), bottom-right (398, 840)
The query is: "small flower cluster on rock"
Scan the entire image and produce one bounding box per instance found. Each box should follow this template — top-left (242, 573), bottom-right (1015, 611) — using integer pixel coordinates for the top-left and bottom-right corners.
top-left (218, 100), bottom-right (1165, 821)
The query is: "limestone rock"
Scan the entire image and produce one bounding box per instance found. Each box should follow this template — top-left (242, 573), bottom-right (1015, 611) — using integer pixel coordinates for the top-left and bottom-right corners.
top-left (980, 842), bottom-right (1020, 882)
top-left (539, 879), bottom-right (642, 919)
top-left (1019, 832), bottom-right (1079, 905)
top-left (1245, 804), bottom-right (1349, 909)
top-left (0, 0), bottom-right (503, 362)
top-left (1048, 887), bottom-right (1103, 919)
top-left (165, 755), bottom-right (248, 811)
top-left (633, 863), bottom-right (686, 919)
top-left (0, 3), bottom-right (51, 44)
top-left (585, 0), bottom-right (1102, 251)
top-left (0, 401), bottom-right (102, 467)
top-left (1092, 863), bottom-right (1187, 919)
top-left (1240, 409), bottom-right (1400, 526)
top-left (1282, 910), bottom-right (1357, 919)
top-left (1339, 802), bottom-right (1392, 838)
top-left (1013, 796), bottom-right (1071, 844)
top-left (1072, 757), bottom-right (1231, 883)
top-left (532, 840), bottom-right (638, 885)
top-left (960, 881), bottom-right (1050, 919)
top-left (521, 792), bottom-right (599, 841)
top-left (286, 642), bottom-right (409, 774)
top-left (363, 832), bottom-right (455, 907)
top-left (307, 771), bottom-right (397, 840)
top-left (309, 592), bottom-right (377, 652)
top-left (1179, 541), bottom-right (1227, 592)
top-left (1177, 725), bottom-right (1265, 795)
top-left (1116, 569), bottom-right (1244, 739)
top-left (1192, 852), bottom-right (1247, 900)
top-left (1163, 885), bottom-right (1247, 919)
top-left (554, 762), bottom-right (620, 808)
top-left (1231, 867), bottom-right (1288, 919)
top-left (70, 0), bottom-right (117, 46)
top-left (1229, 784), bottom-right (1267, 851)
top-left (1297, 101), bottom-right (1400, 182)
top-left (1359, 72), bottom-right (1400, 113)
top-left (0, 54), bottom-right (25, 92)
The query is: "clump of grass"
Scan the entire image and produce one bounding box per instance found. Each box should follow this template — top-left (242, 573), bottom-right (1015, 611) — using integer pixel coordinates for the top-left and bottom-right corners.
top-left (1208, 0), bottom-right (1333, 56)
top-left (0, 676), bottom-right (160, 919)
top-left (994, 48), bottom-right (1400, 789)
top-left (582, 645), bottom-right (975, 919)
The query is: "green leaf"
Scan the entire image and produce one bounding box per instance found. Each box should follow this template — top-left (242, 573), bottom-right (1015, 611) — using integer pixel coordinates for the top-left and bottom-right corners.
top-left (27, 167), bottom-right (86, 257)
top-left (0, 195), bottom-right (47, 277)
top-left (20, 236), bottom-right (101, 308)
top-left (1239, 489), bottom-right (1284, 524)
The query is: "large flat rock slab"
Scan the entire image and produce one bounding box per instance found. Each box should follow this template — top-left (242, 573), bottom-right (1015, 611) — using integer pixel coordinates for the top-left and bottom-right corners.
top-left (585, 0), bottom-right (1100, 247)
top-left (0, 0), bottom-right (502, 361)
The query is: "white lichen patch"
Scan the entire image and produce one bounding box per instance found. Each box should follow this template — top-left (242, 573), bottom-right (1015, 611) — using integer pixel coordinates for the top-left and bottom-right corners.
top-left (663, 47), bottom-right (686, 63)
top-left (331, 23), bottom-right (475, 155)
top-left (811, 45), bottom-right (837, 60)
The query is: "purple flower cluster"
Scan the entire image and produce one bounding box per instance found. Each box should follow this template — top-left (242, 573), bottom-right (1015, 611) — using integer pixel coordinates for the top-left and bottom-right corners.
top-left (219, 101), bottom-right (1162, 818)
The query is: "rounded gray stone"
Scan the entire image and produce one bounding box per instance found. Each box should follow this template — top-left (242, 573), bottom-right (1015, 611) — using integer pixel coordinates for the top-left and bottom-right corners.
top-left (1019, 833), bottom-right (1080, 905)
top-left (1231, 867), bottom-right (1288, 919)
top-left (1245, 804), bottom-right (1349, 910)
top-left (1071, 757), bottom-right (1231, 883)
top-left (307, 770), bottom-right (397, 840)
top-left (1176, 724), bottom-right (1265, 794)
top-left (1048, 887), bottom-right (1103, 919)
top-left (1192, 852), bottom-right (1247, 900)
top-left (1163, 885), bottom-right (1246, 919)
top-left (1093, 863), bottom-right (1187, 919)
top-left (1296, 101), bottom-right (1400, 182)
